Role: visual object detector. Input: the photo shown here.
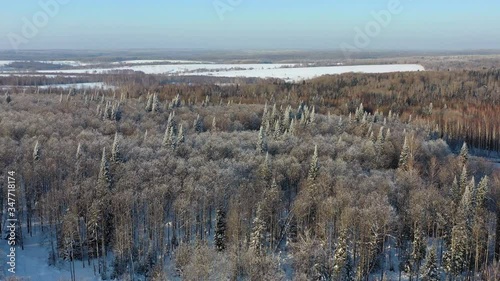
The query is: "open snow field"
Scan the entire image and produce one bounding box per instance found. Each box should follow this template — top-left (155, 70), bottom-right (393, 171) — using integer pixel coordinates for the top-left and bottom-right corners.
top-left (34, 63), bottom-right (424, 81)
top-left (178, 64), bottom-right (425, 82)
top-left (0, 59), bottom-right (425, 87)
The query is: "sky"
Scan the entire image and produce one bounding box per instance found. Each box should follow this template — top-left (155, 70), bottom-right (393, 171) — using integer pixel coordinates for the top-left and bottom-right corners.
top-left (1, 0), bottom-right (499, 51)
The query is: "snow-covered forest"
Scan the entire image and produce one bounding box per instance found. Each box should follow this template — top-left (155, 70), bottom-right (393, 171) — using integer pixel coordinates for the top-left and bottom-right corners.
top-left (1, 69), bottom-right (499, 280)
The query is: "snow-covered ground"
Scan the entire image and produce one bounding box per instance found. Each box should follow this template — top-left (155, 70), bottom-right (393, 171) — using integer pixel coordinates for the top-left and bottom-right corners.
top-left (37, 82), bottom-right (115, 90)
top-left (40, 60), bottom-right (94, 67)
top-left (0, 74), bottom-right (83, 78)
top-left (1, 231), bottom-right (99, 280)
top-left (34, 63), bottom-right (424, 81)
top-left (37, 63), bottom-right (298, 75)
top-left (179, 64), bottom-right (425, 82)
top-left (0, 60), bottom-right (16, 67)
top-left (113, 59), bottom-right (208, 65)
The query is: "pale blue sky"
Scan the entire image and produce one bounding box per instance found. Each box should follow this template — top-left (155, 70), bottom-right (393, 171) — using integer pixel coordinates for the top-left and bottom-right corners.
top-left (1, 0), bottom-right (499, 50)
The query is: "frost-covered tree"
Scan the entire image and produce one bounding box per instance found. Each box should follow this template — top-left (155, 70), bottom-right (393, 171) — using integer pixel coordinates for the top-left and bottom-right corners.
top-left (111, 132), bottom-right (121, 163)
top-left (289, 118), bottom-right (296, 136)
top-left (258, 152), bottom-right (272, 183)
top-left (145, 94), bottom-right (153, 112)
top-left (76, 142), bottom-right (82, 160)
top-left (385, 128), bottom-right (391, 142)
top-left (152, 93), bottom-right (160, 113)
top-left (411, 225), bottom-right (426, 278)
top-left (376, 126), bottom-right (384, 144)
top-left (476, 176), bottom-right (489, 209)
top-left (257, 126), bottom-right (268, 153)
top-left (459, 165), bottom-right (468, 193)
top-left (333, 229), bottom-right (351, 280)
top-left (308, 145), bottom-right (319, 181)
top-left (249, 205), bottom-right (266, 255)
top-left (459, 142), bottom-right (469, 166)
top-left (194, 114), bottom-right (203, 133)
top-left (33, 140), bottom-right (41, 161)
top-left (309, 106), bottom-right (315, 124)
top-left (211, 117), bottom-right (217, 132)
top-left (446, 224), bottom-right (469, 277)
top-left (177, 124), bottom-right (185, 144)
top-left (163, 126), bottom-right (176, 149)
top-left (214, 208), bottom-right (227, 252)
top-left (98, 147), bottom-right (112, 189)
top-left (451, 176), bottom-right (461, 205)
top-left (355, 103), bottom-right (364, 122)
top-left (421, 247), bottom-right (440, 281)
top-left (461, 177), bottom-right (476, 228)
top-left (273, 119), bottom-right (282, 139)
top-left (399, 135), bottom-right (410, 171)
top-left (282, 105), bottom-right (292, 130)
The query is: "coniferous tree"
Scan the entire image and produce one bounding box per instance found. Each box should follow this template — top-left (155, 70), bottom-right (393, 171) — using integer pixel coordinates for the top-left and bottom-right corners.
top-left (399, 135), bottom-right (410, 171)
top-left (308, 145), bottom-right (319, 181)
top-left (257, 126), bottom-right (268, 153)
top-left (98, 147), bottom-right (112, 189)
top-left (76, 142), bottom-right (82, 160)
top-left (33, 140), bottom-right (41, 161)
top-left (376, 126), bottom-right (385, 144)
top-left (476, 176), bottom-right (489, 209)
top-left (308, 106), bottom-right (315, 124)
top-left (355, 103), bottom-right (364, 122)
top-left (385, 128), bottom-right (391, 142)
top-left (214, 208), bottom-right (227, 252)
top-left (451, 176), bottom-right (461, 205)
top-left (459, 165), bottom-right (468, 193)
top-left (145, 94), bottom-right (153, 112)
top-left (411, 225), bottom-right (426, 278)
top-left (211, 117), bottom-right (217, 132)
top-left (273, 119), bottom-right (282, 139)
top-left (446, 224), bottom-right (469, 277)
top-left (258, 152), bottom-right (272, 183)
top-left (333, 229), bottom-right (350, 280)
top-left (111, 132), bottom-right (121, 163)
top-left (177, 124), bottom-right (185, 144)
top-left (249, 205), bottom-right (266, 255)
top-left (282, 105), bottom-right (292, 130)
top-left (152, 93), bottom-right (160, 113)
top-left (289, 118), bottom-right (296, 136)
top-left (194, 114), bottom-right (203, 133)
top-left (422, 247), bottom-right (440, 281)
top-left (459, 142), bottom-right (469, 166)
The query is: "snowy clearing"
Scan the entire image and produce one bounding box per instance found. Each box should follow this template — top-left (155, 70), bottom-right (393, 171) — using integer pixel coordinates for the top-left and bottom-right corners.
top-left (179, 64), bottom-right (425, 82)
top-left (37, 63), bottom-right (298, 75)
top-left (37, 82), bottom-right (115, 90)
top-left (113, 59), bottom-right (209, 64)
top-left (1, 232), bottom-right (99, 280)
top-left (34, 63), bottom-right (425, 81)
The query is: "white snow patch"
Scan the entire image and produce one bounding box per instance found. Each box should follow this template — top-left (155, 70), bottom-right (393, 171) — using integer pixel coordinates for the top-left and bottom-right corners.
top-left (38, 63), bottom-right (298, 75)
top-left (37, 82), bottom-right (115, 90)
top-left (35, 64), bottom-right (424, 81)
top-left (0, 60), bottom-right (16, 67)
top-left (180, 64), bottom-right (425, 82)
top-left (1, 234), bottom-right (99, 281)
top-left (113, 59), bottom-right (208, 65)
